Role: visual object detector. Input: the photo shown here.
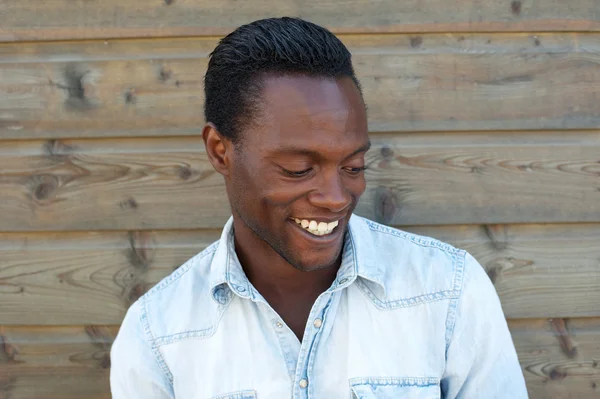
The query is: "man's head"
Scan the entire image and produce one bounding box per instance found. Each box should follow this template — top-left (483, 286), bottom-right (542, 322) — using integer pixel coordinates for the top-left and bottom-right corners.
top-left (203, 17), bottom-right (370, 272)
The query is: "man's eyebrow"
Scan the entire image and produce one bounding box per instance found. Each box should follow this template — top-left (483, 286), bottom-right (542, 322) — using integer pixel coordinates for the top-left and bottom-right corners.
top-left (346, 140), bottom-right (372, 159)
top-left (270, 140), bottom-right (372, 159)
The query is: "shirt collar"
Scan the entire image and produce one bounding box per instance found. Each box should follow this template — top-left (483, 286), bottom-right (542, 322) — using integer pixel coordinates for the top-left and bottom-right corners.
top-left (208, 215), bottom-right (386, 304)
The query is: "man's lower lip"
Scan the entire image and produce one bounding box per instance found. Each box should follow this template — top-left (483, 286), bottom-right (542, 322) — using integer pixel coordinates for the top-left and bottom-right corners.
top-left (288, 220), bottom-right (341, 244)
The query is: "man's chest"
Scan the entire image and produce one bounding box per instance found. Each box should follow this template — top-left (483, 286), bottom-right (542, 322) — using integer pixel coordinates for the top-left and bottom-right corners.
top-left (161, 290), bottom-right (449, 398)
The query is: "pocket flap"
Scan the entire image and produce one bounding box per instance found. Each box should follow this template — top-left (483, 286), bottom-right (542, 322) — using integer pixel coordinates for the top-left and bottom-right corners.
top-left (211, 390), bottom-right (257, 399)
top-left (350, 377), bottom-right (440, 399)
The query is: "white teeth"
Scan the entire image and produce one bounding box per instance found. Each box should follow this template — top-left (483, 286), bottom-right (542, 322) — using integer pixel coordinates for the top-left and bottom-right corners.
top-left (292, 218), bottom-right (340, 237)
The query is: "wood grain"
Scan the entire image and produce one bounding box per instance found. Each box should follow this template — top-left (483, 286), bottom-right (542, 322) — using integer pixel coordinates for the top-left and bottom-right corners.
top-left (1, 223), bottom-right (599, 324)
top-left (410, 224), bottom-right (600, 319)
top-left (1, 0), bottom-right (600, 42)
top-left (1, 319), bottom-right (599, 398)
top-left (0, 230), bottom-right (215, 325)
top-left (1, 132), bottom-right (599, 232)
top-left (0, 325), bottom-right (115, 399)
top-left (510, 318), bottom-right (600, 398)
top-left (361, 131), bottom-right (600, 226)
top-left (2, 33), bottom-right (600, 139)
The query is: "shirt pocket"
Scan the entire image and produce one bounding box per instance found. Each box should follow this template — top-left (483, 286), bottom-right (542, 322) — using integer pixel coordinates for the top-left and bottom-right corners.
top-left (210, 390), bottom-right (257, 399)
top-left (349, 377), bottom-right (440, 399)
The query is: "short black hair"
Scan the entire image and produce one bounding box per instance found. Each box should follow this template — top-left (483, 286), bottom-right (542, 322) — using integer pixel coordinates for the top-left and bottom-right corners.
top-left (204, 17), bottom-right (361, 143)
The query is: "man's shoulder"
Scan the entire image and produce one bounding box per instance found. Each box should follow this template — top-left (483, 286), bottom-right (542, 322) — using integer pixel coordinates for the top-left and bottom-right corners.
top-left (130, 241), bottom-right (223, 345)
top-left (351, 216), bottom-right (468, 307)
top-left (354, 215), bottom-right (463, 255)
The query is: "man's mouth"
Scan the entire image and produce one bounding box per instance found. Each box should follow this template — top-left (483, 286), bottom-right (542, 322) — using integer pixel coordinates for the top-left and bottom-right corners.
top-left (290, 218), bottom-right (340, 236)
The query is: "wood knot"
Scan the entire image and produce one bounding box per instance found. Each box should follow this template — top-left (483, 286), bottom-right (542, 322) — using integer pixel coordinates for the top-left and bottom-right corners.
top-left (44, 139), bottom-right (74, 162)
top-left (550, 318), bottom-right (578, 358)
top-left (511, 0), bottom-right (522, 15)
top-left (124, 88), bottom-right (137, 104)
top-left (178, 166), bottom-right (192, 180)
top-left (486, 266), bottom-right (501, 284)
top-left (127, 231), bottom-right (156, 270)
top-left (410, 36), bottom-right (423, 48)
top-left (127, 283), bottom-right (147, 304)
top-left (374, 187), bottom-right (398, 225)
top-left (380, 146), bottom-right (394, 158)
top-left (533, 37), bottom-right (541, 47)
top-left (0, 334), bottom-right (20, 364)
top-left (159, 67), bottom-right (173, 82)
top-left (84, 326), bottom-right (113, 348)
top-left (61, 64), bottom-right (95, 111)
top-left (100, 353), bottom-right (111, 369)
top-left (484, 224), bottom-right (508, 251)
top-left (164, 0), bottom-right (174, 4)
top-left (29, 174), bottom-right (59, 201)
top-left (120, 197), bottom-right (139, 210)
top-left (549, 368), bottom-right (566, 380)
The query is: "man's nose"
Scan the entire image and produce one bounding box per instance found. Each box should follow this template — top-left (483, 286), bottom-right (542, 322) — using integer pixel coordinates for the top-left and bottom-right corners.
top-left (307, 170), bottom-right (352, 213)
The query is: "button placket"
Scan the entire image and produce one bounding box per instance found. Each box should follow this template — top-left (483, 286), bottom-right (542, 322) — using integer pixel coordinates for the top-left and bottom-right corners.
top-left (293, 292), bottom-right (336, 399)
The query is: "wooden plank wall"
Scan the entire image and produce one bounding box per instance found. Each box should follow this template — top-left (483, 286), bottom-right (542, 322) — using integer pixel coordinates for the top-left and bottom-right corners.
top-left (1, 1), bottom-right (599, 398)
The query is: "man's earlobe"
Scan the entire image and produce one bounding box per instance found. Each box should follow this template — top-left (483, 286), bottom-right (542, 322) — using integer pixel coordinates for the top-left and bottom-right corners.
top-left (202, 123), bottom-right (230, 176)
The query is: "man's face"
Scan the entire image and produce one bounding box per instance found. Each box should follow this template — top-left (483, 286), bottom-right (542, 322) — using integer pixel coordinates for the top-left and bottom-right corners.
top-left (226, 75), bottom-right (369, 272)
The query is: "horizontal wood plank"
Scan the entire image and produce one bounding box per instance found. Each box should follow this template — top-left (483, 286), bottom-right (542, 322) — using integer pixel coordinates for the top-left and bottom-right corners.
top-left (0, 132), bottom-right (599, 232)
top-left (1, 0), bottom-right (600, 42)
top-left (0, 325), bottom-right (115, 399)
top-left (0, 230), bottom-right (215, 325)
top-left (2, 318), bottom-right (599, 398)
top-left (2, 33), bottom-right (600, 139)
top-left (510, 318), bottom-right (600, 398)
top-left (1, 223), bottom-right (599, 324)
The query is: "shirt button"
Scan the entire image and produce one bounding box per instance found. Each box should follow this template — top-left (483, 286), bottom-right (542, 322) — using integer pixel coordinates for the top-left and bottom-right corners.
top-left (313, 318), bottom-right (322, 328)
top-left (299, 379), bottom-right (308, 388)
top-left (339, 277), bottom-right (349, 284)
top-left (275, 321), bottom-right (283, 328)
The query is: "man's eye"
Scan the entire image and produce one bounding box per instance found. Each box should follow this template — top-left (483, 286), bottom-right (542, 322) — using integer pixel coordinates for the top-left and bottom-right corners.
top-left (282, 168), bottom-right (312, 177)
top-left (345, 166), bottom-right (368, 175)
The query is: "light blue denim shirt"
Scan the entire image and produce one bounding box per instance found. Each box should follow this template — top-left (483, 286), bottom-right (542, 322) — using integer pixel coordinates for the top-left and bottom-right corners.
top-left (110, 215), bottom-right (528, 398)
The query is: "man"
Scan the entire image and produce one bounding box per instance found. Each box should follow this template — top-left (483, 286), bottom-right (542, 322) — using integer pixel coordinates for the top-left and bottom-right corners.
top-left (111, 17), bottom-right (528, 398)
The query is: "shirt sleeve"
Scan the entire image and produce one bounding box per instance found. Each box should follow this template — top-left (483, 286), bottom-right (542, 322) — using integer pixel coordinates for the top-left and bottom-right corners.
top-left (110, 299), bottom-right (174, 398)
top-left (441, 252), bottom-right (529, 398)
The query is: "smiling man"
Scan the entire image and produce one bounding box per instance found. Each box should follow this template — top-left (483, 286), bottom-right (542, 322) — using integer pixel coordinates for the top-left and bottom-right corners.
top-left (110, 18), bottom-right (528, 398)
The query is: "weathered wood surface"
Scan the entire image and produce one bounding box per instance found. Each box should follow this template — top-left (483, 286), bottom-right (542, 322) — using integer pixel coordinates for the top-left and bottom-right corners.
top-left (1, 224), bottom-right (599, 324)
top-left (1, 0), bottom-right (600, 42)
top-left (2, 33), bottom-right (600, 139)
top-left (1, 319), bottom-right (599, 398)
top-left (0, 325), bottom-right (116, 399)
top-left (510, 318), bottom-right (600, 398)
top-left (0, 230), bottom-right (215, 325)
top-left (1, 132), bottom-right (598, 232)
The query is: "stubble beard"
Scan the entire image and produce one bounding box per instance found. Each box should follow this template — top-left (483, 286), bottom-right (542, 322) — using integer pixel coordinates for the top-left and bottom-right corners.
top-left (232, 206), bottom-right (346, 273)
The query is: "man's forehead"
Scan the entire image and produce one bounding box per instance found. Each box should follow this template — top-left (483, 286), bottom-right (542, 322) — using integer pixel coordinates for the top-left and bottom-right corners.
top-left (251, 75), bottom-right (364, 128)
top-left (260, 75), bottom-right (361, 113)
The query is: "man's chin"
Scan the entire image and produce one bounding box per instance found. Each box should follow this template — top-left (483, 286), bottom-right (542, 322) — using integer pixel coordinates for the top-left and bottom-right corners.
top-left (285, 252), bottom-right (342, 272)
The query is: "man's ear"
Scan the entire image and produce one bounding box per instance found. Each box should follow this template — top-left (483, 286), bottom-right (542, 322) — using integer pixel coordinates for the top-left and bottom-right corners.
top-left (202, 123), bottom-right (232, 177)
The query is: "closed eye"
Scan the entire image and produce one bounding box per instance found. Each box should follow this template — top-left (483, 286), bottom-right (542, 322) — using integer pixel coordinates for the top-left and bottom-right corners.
top-left (345, 166), bottom-right (368, 175)
top-left (282, 167), bottom-right (313, 177)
